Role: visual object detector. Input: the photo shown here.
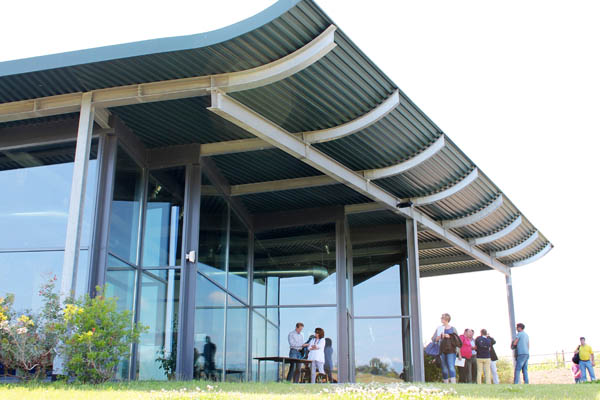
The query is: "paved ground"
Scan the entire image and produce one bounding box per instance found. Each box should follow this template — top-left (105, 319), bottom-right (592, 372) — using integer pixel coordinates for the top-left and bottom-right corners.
top-left (528, 366), bottom-right (600, 384)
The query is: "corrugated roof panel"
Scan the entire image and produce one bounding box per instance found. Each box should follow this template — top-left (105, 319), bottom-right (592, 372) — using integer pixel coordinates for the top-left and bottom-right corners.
top-left (212, 148), bottom-right (322, 185)
top-left (240, 183), bottom-right (370, 213)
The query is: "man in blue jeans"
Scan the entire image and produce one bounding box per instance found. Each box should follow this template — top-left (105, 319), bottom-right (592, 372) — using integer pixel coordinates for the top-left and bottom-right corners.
top-left (512, 323), bottom-right (530, 384)
top-left (286, 322), bottom-right (309, 382)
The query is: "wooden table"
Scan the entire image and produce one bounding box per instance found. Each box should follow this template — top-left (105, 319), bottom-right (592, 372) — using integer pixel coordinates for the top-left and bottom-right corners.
top-left (253, 356), bottom-right (312, 382)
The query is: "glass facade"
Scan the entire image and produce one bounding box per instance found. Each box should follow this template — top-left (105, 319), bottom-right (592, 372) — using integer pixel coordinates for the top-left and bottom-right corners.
top-left (0, 141), bottom-right (97, 310)
top-left (0, 129), bottom-right (412, 383)
top-left (352, 239), bottom-right (405, 381)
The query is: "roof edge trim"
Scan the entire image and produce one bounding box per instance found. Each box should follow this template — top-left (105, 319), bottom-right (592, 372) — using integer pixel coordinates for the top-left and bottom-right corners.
top-left (0, 0), bottom-right (303, 77)
top-left (511, 242), bottom-right (552, 267)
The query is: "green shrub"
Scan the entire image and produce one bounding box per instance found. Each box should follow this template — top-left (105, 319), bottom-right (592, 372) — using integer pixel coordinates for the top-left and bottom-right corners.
top-left (0, 278), bottom-right (62, 380)
top-left (424, 353), bottom-right (442, 382)
top-left (59, 287), bottom-right (147, 384)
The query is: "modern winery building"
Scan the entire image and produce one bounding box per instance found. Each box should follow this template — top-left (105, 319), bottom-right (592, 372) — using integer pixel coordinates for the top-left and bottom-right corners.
top-left (0, 0), bottom-right (552, 382)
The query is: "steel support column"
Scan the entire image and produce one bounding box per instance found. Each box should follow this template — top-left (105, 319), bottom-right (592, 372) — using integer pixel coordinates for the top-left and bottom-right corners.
top-left (88, 133), bottom-right (118, 294)
top-left (246, 231), bottom-right (255, 381)
top-left (336, 215), bottom-right (350, 383)
top-left (506, 271), bottom-right (517, 343)
top-left (344, 216), bottom-right (356, 382)
top-left (177, 164), bottom-right (202, 380)
top-left (61, 92), bottom-right (95, 299)
top-left (406, 218), bottom-right (425, 382)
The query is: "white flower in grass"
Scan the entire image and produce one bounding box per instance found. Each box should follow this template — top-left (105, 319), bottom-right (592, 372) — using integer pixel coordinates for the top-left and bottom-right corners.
top-left (16, 327), bottom-right (28, 334)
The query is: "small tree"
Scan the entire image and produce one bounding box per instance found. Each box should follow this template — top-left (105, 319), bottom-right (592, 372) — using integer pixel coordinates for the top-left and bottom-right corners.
top-left (60, 287), bottom-right (146, 384)
top-left (0, 278), bottom-right (62, 380)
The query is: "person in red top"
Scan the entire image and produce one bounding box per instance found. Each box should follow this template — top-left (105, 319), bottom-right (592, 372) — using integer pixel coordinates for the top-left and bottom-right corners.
top-left (458, 328), bottom-right (474, 383)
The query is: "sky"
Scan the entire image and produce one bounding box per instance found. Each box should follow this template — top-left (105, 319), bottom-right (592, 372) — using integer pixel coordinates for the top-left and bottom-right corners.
top-left (2, 0), bottom-right (599, 362)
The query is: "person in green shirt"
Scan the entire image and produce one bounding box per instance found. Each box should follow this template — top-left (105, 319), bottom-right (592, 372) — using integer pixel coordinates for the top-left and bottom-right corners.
top-left (577, 337), bottom-right (596, 382)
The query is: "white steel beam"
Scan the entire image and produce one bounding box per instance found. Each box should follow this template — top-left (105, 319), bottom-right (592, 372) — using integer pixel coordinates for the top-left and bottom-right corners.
top-left (363, 135), bottom-right (445, 180)
top-left (231, 175), bottom-right (336, 196)
top-left (494, 231), bottom-right (539, 258)
top-left (302, 90), bottom-right (399, 143)
top-left (420, 255), bottom-right (473, 266)
top-left (511, 242), bottom-right (552, 267)
top-left (61, 92), bottom-right (95, 299)
top-left (208, 91), bottom-right (510, 275)
top-left (213, 25), bottom-right (337, 92)
top-left (441, 194), bottom-right (503, 229)
top-left (0, 25), bottom-right (337, 123)
top-left (411, 168), bottom-right (479, 206)
top-left (469, 215), bottom-right (523, 246)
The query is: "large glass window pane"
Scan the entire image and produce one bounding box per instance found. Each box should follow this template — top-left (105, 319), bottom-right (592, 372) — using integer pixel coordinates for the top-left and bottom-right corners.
top-left (198, 188), bottom-right (228, 288)
top-left (105, 255), bottom-right (137, 313)
top-left (228, 211), bottom-right (248, 303)
top-left (225, 296), bottom-right (247, 381)
top-left (353, 263), bottom-right (402, 317)
top-left (354, 318), bottom-right (404, 382)
top-left (194, 273), bottom-right (225, 380)
top-left (0, 141), bottom-right (98, 249)
top-left (137, 269), bottom-right (180, 380)
top-left (0, 250), bottom-right (88, 311)
top-left (142, 167), bottom-right (185, 267)
top-left (252, 311), bottom-right (266, 381)
top-left (255, 224), bottom-right (336, 306)
top-left (278, 307), bottom-right (337, 381)
top-left (109, 148), bottom-right (143, 264)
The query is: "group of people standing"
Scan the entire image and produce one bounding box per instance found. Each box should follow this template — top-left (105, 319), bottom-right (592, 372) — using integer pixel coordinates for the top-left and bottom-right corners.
top-left (286, 322), bottom-right (334, 383)
top-left (432, 313), bottom-right (530, 384)
top-left (431, 313), bottom-right (500, 384)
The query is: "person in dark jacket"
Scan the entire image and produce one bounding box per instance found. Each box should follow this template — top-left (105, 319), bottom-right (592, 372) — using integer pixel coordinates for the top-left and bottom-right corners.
top-left (488, 334), bottom-right (499, 384)
top-left (475, 329), bottom-right (492, 384)
top-left (433, 313), bottom-right (460, 383)
top-left (324, 338), bottom-right (334, 382)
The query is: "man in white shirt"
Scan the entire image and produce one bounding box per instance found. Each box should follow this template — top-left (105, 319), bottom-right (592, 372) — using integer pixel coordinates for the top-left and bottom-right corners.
top-left (286, 322), bottom-right (308, 382)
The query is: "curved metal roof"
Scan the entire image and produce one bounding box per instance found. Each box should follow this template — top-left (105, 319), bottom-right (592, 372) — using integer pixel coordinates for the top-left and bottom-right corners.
top-left (0, 0), bottom-right (552, 275)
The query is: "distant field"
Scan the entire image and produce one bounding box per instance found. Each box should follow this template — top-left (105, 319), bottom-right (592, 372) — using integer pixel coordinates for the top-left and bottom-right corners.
top-left (0, 381), bottom-right (599, 400)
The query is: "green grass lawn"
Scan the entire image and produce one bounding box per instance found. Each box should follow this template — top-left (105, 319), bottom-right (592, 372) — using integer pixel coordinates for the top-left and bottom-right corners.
top-left (0, 381), bottom-right (598, 400)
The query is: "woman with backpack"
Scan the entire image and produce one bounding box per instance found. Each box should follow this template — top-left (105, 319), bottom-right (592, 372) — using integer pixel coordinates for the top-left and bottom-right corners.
top-left (433, 313), bottom-right (462, 383)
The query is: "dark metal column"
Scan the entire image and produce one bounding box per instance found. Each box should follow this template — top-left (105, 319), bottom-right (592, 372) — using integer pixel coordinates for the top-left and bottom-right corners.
top-left (88, 133), bottom-right (117, 294)
top-left (406, 218), bottom-right (425, 382)
top-left (399, 257), bottom-right (413, 381)
top-left (335, 215), bottom-right (349, 383)
top-left (176, 164), bottom-right (202, 380)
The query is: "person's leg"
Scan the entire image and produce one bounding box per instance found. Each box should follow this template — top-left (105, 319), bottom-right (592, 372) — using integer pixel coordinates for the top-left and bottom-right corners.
top-left (468, 357), bottom-right (476, 383)
top-left (440, 354), bottom-right (449, 382)
top-left (447, 353), bottom-right (457, 383)
top-left (287, 350), bottom-right (296, 381)
top-left (514, 355), bottom-right (523, 384)
top-left (476, 358), bottom-right (483, 384)
top-left (580, 360), bottom-right (589, 382)
top-left (490, 360), bottom-right (499, 384)
top-left (522, 355), bottom-right (529, 384)
top-left (484, 359), bottom-right (491, 384)
top-left (310, 361), bottom-right (317, 383)
top-left (316, 361), bottom-right (325, 382)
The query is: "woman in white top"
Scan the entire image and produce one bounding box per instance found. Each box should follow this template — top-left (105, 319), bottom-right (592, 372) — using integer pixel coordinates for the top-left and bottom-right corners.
top-left (307, 327), bottom-right (325, 383)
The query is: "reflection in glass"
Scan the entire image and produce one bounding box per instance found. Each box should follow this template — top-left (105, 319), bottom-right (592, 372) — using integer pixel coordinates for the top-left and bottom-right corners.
top-left (109, 148), bottom-right (143, 264)
top-left (142, 167), bottom-right (185, 267)
top-left (137, 269), bottom-right (180, 380)
top-left (252, 311), bottom-right (266, 381)
top-left (194, 273), bottom-right (225, 380)
top-left (228, 211), bottom-right (248, 302)
top-left (0, 250), bottom-right (88, 312)
top-left (354, 318), bottom-right (404, 382)
top-left (353, 264), bottom-right (401, 317)
top-left (278, 307), bottom-right (337, 381)
top-left (0, 141), bottom-right (98, 249)
top-left (255, 224), bottom-right (336, 306)
top-left (225, 296), bottom-right (247, 381)
top-left (198, 188), bottom-right (228, 288)
top-left (105, 255), bottom-right (137, 313)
